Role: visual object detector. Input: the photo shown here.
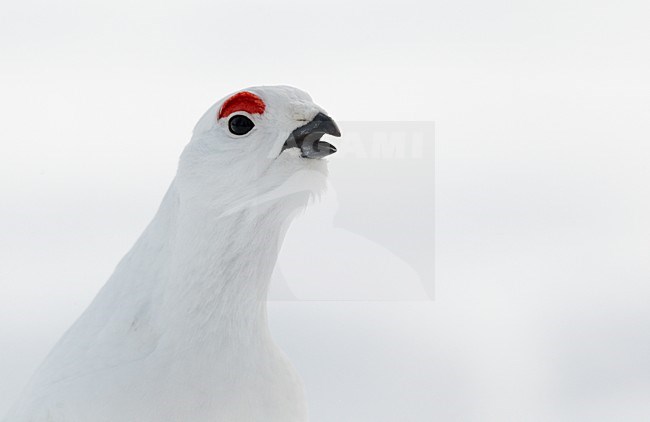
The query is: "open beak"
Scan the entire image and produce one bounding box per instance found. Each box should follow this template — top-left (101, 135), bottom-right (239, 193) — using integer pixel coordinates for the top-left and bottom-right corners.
top-left (282, 112), bottom-right (341, 159)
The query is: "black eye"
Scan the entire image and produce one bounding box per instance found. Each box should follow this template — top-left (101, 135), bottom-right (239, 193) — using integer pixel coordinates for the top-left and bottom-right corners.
top-left (228, 115), bottom-right (255, 135)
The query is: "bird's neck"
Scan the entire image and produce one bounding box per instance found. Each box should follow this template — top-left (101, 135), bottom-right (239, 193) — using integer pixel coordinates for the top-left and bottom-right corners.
top-left (151, 182), bottom-right (303, 350)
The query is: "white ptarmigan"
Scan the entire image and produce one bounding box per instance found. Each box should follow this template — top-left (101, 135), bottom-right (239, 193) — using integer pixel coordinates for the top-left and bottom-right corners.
top-left (4, 86), bottom-right (341, 422)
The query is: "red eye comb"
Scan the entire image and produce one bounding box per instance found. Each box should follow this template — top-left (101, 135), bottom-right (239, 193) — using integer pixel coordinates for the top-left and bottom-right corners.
top-left (218, 91), bottom-right (266, 119)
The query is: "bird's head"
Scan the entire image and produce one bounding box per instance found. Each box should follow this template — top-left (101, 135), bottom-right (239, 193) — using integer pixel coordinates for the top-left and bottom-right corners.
top-left (176, 86), bottom-right (341, 212)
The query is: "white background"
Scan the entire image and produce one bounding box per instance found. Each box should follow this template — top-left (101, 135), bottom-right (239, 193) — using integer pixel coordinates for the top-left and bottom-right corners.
top-left (2, 0), bottom-right (650, 420)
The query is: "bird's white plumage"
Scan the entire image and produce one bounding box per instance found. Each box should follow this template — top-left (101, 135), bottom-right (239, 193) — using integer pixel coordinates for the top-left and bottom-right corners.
top-left (4, 86), bottom-right (334, 422)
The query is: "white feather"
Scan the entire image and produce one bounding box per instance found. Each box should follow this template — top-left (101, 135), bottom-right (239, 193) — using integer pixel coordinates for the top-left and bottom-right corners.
top-left (4, 86), bottom-right (333, 422)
